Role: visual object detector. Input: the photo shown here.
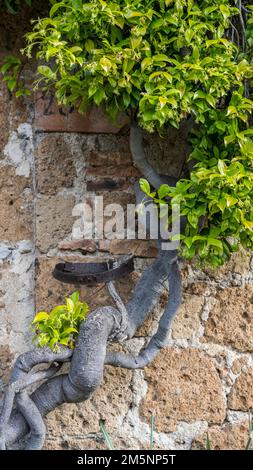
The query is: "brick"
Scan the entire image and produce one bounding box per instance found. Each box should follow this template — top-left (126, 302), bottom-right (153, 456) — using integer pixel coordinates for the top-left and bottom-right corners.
top-left (58, 239), bottom-right (96, 253)
top-left (86, 165), bottom-right (140, 178)
top-left (87, 148), bottom-right (132, 167)
top-left (34, 92), bottom-right (129, 134)
top-left (98, 240), bottom-right (158, 258)
top-left (86, 178), bottom-right (129, 192)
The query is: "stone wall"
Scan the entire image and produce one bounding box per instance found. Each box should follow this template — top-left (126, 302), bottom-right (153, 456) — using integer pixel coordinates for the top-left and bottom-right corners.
top-left (0, 6), bottom-right (253, 451)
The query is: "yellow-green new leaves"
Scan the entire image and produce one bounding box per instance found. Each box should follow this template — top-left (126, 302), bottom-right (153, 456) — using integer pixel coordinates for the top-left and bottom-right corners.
top-left (31, 291), bottom-right (89, 352)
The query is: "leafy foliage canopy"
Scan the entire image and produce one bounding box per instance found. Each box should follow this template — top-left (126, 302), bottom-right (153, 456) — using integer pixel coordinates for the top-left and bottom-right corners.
top-left (2, 1), bottom-right (253, 265)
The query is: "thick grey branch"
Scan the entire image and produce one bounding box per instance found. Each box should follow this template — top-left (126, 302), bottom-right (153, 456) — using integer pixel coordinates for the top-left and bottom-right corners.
top-left (105, 259), bottom-right (181, 368)
top-left (130, 123), bottom-right (169, 189)
top-left (126, 245), bottom-right (178, 337)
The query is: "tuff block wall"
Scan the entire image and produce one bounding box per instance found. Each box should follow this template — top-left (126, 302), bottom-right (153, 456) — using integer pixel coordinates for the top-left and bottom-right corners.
top-left (0, 5), bottom-right (253, 451)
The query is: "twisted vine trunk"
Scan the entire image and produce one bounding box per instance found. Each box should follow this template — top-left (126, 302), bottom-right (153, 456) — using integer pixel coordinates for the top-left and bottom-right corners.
top-left (1, 125), bottom-right (182, 450)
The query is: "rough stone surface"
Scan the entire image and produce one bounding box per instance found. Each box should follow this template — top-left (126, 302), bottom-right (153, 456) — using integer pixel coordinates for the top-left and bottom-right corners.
top-left (0, 345), bottom-right (14, 387)
top-left (0, 84), bottom-right (9, 157)
top-left (0, 166), bottom-right (33, 242)
top-left (140, 348), bottom-right (226, 432)
top-left (45, 364), bottom-right (133, 438)
top-left (228, 367), bottom-right (253, 411)
top-left (192, 422), bottom-right (250, 450)
top-left (36, 195), bottom-right (75, 252)
top-left (203, 286), bottom-right (253, 352)
top-left (231, 357), bottom-right (248, 375)
top-left (36, 135), bottom-right (76, 195)
top-left (172, 294), bottom-right (204, 340)
top-left (0, 245), bottom-right (34, 353)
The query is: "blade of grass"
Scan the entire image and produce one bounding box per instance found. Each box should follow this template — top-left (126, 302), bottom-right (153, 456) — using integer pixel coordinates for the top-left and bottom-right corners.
top-left (99, 419), bottom-right (115, 450)
top-left (245, 412), bottom-right (253, 450)
top-left (150, 414), bottom-right (155, 450)
top-left (206, 432), bottom-right (212, 450)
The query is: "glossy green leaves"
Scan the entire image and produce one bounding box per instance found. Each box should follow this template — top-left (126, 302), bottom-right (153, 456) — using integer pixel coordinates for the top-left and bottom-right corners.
top-left (31, 291), bottom-right (89, 351)
top-left (24, 0), bottom-right (251, 131)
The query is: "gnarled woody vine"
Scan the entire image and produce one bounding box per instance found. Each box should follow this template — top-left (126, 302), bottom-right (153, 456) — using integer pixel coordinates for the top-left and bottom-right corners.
top-left (0, 125), bottom-right (181, 450)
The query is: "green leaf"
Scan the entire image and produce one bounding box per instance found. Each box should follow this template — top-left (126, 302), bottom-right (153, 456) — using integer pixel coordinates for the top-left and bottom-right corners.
top-left (7, 78), bottom-right (17, 92)
top-left (218, 160), bottom-right (227, 175)
top-left (32, 312), bottom-right (49, 324)
top-left (50, 305), bottom-right (66, 315)
top-left (99, 420), bottom-right (115, 451)
top-left (216, 121), bottom-right (226, 132)
top-left (207, 238), bottom-right (223, 250)
top-left (139, 178), bottom-right (151, 195)
top-left (60, 327), bottom-right (78, 337)
top-left (66, 298), bottom-right (74, 313)
top-left (50, 2), bottom-right (65, 17)
top-left (150, 414), bottom-right (154, 450)
top-left (15, 89), bottom-right (31, 98)
top-left (70, 291), bottom-right (79, 304)
top-left (85, 39), bottom-right (94, 53)
top-left (99, 57), bottom-right (112, 72)
top-left (93, 88), bottom-right (105, 105)
top-left (73, 0), bottom-right (82, 9)
top-left (141, 57), bottom-right (153, 71)
top-left (224, 135), bottom-right (235, 146)
top-left (242, 217), bottom-right (253, 230)
top-left (217, 198), bottom-right (227, 212)
top-left (187, 212), bottom-right (199, 228)
top-left (206, 433), bottom-right (212, 451)
top-left (224, 195), bottom-right (238, 207)
top-left (59, 337), bottom-right (70, 346)
top-left (37, 65), bottom-right (55, 80)
top-left (158, 184), bottom-right (170, 199)
top-left (152, 54), bottom-right (170, 63)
